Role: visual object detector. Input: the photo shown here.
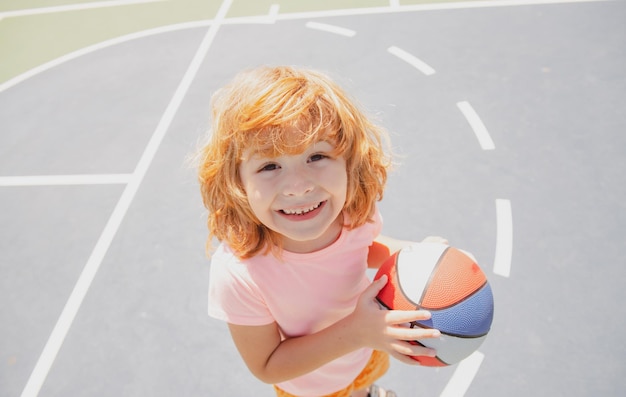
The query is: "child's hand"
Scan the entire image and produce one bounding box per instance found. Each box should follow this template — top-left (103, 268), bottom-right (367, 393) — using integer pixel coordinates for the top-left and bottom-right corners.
top-left (421, 235), bottom-right (477, 262)
top-left (421, 235), bottom-right (449, 245)
top-left (349, 275), bottom-right (441, 365)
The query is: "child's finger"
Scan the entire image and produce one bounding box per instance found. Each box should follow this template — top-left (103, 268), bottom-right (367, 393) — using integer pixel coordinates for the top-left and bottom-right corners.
top-left (362, 275), bottom-right (388, 301)
top-left (391, 340), bottom-right (437, 358)
top-left (388, 342), bottom-right (437, 365)
top-left (387, 324), bottom-right (440, 340)
top-left (421, 236), bottom-right (449, 245)
top-left (384, 309), bottom-right (432, 324)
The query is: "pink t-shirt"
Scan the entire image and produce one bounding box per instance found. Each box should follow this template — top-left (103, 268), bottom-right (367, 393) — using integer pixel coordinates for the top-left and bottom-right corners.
top-left (208, 210), bottom-right (382, 396)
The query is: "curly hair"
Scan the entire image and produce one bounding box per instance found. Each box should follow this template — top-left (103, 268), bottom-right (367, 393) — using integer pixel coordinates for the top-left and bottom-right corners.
top-left (197, 66), bottom-right (391, 259)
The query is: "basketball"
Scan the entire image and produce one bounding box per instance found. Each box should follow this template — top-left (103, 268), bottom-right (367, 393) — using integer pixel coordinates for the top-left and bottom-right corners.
top-left (374, 242), bottom-right (494, 366)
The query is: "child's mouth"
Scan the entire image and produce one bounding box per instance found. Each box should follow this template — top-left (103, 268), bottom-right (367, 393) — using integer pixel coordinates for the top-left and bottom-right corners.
top-left (279, 201), bottom-right (325, 217)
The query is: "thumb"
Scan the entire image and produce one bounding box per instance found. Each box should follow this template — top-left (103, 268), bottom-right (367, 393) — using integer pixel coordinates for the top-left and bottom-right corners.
top-left (364, 274), bottom-right (388, 300)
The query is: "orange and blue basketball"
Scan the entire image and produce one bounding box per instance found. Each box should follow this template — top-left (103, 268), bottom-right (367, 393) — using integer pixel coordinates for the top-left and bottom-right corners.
top-left (374, 242), bottom-right (494, 366)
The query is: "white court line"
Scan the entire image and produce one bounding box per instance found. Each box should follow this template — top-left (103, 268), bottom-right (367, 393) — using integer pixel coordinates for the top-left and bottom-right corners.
top-left (1, 0), bottom-right (613, 93)
top-left (493, 199), bottom-right (513, 277)
top-left (457, 101), bottom-right (495, 150)
top-left (0, 20), bottom-right (211, 93)
top-left (305, 21), bottom-right (356, 37)
top-left (18, 1), bottom-right (233, 396)
top-left (440, 351), bottom-right (485, 397)
top-left (268, 4), bottom-right (280, 20)
top-left (253, 4), bottom-right (280, 24)
top-left (270, 0), bottom-right (615, 20)
top-left (387, 46), bottom-right (436, 76)
top-left (0, 0), bottom-right (164, 19)
top-left (0, 174), bottom-right (131, 186)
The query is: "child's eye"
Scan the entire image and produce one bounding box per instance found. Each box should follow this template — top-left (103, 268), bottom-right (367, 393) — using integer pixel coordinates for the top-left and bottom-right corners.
top-left (258, 163), bottom-right (279, 172)
top-left (309, 153), bottom-right (328, 162)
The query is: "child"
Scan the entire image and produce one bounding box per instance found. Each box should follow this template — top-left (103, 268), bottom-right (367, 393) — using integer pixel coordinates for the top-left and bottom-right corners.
top-left (198, 66), bottom-right (443, 397)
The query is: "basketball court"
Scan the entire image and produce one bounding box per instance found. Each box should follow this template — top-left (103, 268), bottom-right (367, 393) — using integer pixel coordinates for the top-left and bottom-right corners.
top-left (1, 0), bottom-right (625, 396)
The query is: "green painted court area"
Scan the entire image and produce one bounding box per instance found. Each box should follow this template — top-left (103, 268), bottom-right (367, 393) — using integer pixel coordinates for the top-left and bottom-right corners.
top-left (1, 0), bottom-right (480, 83)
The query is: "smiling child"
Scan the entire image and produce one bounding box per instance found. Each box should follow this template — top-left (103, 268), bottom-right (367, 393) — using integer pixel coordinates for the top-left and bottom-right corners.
top-left (198, 66), bottom-right (442, 397)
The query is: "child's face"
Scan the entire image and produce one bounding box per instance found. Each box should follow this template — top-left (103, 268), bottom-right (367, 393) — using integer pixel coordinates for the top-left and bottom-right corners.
top-left (239, 139), bottom-right (347, 254)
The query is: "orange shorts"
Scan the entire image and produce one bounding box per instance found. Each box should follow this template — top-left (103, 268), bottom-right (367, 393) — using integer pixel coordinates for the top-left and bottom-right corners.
top-left (273, 350), bottom-right (390, 397)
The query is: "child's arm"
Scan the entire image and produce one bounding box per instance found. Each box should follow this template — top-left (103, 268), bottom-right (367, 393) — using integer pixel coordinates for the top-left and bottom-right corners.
top-left (367, 234), bottom-right (448, 269)
top-left (227, 276), bottom-right (440, 385)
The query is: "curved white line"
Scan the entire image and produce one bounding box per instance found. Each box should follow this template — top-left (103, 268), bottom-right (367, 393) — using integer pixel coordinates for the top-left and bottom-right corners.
top-left (440, 351), bottom-right (485, 397)
top-left (270, 0), bottom-right (614, 20)
top-left (0, 174), bottom-right (132, 186)
top-left (387, 46), bottom-right (435, 76)
top-left (0, 20), bottom-right (211, 93)
top-left (305, 21), bottom-right (356, 37)
top-left (0, 0), bottom-right (165, 19)
top-left (18, 2), bottom-right (233, 396)
top-left (457, 101), bottom-right (495, 150)
top-left (1, 0), bottom-right (613, 92)
top-left (493, 199), bottom-right (513, 277)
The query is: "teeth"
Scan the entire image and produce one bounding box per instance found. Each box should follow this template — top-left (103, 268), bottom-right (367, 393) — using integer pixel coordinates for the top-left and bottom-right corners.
top-left (282, 202), bottom-right (322, 215)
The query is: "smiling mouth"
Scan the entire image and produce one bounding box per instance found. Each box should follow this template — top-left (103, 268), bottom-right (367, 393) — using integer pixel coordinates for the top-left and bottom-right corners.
top-left (280, 201), bottom-right (324, 216)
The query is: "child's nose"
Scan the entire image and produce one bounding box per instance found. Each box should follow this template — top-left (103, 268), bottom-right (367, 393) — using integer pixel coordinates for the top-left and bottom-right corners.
top-left (282, 169), bottom-right (314, 196)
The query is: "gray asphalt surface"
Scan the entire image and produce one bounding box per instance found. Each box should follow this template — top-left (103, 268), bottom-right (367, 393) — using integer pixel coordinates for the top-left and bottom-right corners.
top-left (1, 1), bottom-right (625, 396)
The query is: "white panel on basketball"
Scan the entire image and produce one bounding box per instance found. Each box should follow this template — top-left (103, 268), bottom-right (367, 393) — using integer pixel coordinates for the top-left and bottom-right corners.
top-left (396, 243), bottom-right (448, 305)
top-left (420, 334), bottom-right (488, 365)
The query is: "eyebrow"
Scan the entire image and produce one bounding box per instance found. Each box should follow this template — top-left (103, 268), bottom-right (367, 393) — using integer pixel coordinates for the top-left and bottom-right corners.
top-left (242, 138), bottom-right (335, 159)
top-left (240, 147), bottom-right (272, 162)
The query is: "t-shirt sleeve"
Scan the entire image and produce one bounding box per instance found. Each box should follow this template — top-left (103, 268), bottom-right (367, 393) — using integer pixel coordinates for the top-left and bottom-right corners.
top-left (207, 248), bottom-right (275, 326)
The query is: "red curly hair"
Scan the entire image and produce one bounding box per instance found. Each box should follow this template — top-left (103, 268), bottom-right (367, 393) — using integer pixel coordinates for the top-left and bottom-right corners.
top-left (197, 66), bottom-right (391, 259)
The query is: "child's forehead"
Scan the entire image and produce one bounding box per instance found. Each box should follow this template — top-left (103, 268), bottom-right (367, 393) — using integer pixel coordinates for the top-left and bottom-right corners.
top-left (239, 125), bottom-right (338, 160)
top-left (240, 138), bottom-right (336, 161)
